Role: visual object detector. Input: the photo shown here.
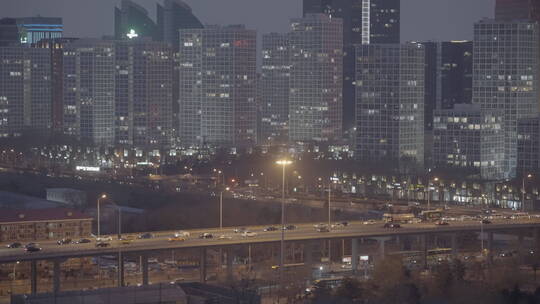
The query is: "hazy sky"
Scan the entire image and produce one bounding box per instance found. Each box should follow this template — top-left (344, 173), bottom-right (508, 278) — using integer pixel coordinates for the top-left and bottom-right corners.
top-left (3, 0), bottom-right (494, 42)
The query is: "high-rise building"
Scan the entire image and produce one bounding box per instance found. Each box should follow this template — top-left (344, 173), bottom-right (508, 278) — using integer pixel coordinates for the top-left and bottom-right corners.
top-left (115, 0), bottom-right (158, 41)
top-left (157, 0), bottom-right (204, 47)
top-left (433, 104), bottom-right (505, 180)
top-left (473, 19), bottom-right (539, 178)
top-left (0, 47), bottom-right (51, 137)
top-left (495, 0), bottom-right (540, 21)
top-left (355, 43), bottom-right (425, 169)
top-left (115, 39), bottom-right (173, 148)
top-left (34, 38), bottom-right (79, 134)
top-left (260, 33), bottom-right (290, 144)
top-left (63, 39), bottom-right (115, 146)
top-left (303, 0), bottom-right (400, 131)
top-left (437, 41), bottom-right (473, 110)
top-left (420, 41), bottom-right (438, 131)
top-left (289, 14), bottom-right (343, 143)
top-left (0, 18), bottom-right (20, 47)
top-left (420, 40), bottom-right (473, 130)
top-left (177, 25), bottom-right (257, 147)
top-left (15, 17), bottom-right (63, 45)
top-left (518, 117), bottom-right (540, 173)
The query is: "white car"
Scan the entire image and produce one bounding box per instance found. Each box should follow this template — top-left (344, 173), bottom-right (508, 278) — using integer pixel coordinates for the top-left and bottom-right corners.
top-left (362, 220), bottom-right (376, 225)
top-left (242, 231), bottom-right (257, 237)
top-left (218, 235), bottom-right (233, 240)
top-left (174, 231), bottom-right (190, 238)
top-left (96, 236), bottom-right (113, 242)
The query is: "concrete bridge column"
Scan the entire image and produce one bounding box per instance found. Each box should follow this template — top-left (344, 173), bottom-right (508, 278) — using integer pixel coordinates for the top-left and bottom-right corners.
top-left (487, 232), bottom-right (494, 266)
top-left (451, 233), bottom-right (458, 258)
top-left (226, 247), bottom-right (234, 281)
top-left (303, 241), bottom-right (315, 267)
top-left (517, 232), bottom-right (525, 264)
top-left (534, 228), bottom-right (540, 251)
top-left (351, 238), bottom-right (359, 274)
top-left (421, 234), bottom-right (428, 269)
top-left (200, 248), bottom-right (207, 283)
top-left (53, 259), bottom-right (61, 294)
top-left (118, 251), bottom-right (125, 287)
top-left (141, 254), bottom-right (149, 286)
top-left (31, 260), bottom-right (37, 295)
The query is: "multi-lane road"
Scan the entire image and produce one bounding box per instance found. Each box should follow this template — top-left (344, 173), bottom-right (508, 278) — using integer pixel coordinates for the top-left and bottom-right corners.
top-left (1, 218), bottom-right (540, 264)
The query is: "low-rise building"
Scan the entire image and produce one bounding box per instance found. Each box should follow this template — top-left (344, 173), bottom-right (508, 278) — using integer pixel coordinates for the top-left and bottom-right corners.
top-left (0, 208), bottom-right (92, 242)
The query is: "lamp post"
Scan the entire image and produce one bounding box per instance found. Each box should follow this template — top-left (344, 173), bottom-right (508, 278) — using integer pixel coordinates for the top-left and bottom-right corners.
top-left (11, 261), bottom-right (19, 294)
top-left (522, 174), bottom-right (532, 211)
top-left (220, 187), bottom-right (230, 230)
top-left (97, 194), bottom-right (107, 239)
top-left (276, 159), bottom-right (292, 286)
top-left (427, 177), bottom-right (438, 211)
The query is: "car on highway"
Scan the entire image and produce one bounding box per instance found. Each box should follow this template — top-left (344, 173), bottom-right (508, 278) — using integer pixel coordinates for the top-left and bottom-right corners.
top-left (96, 242), bottom-right (110, 248)
top-left (242, 231), bottom-right (257, 237)
top-left (435, 221), bottom-right (449, 226)
top-left (383, 222), bottom-right (401, 229)
top-left (283, 225), bottom-right (297, 230)
top-left (6, 242), bottom-right (22, 248)
top-left (138, 233), bottom-right (154, 239)
top-left (168, 236), bottom-right (186, 242)
top-left (234, 227), bottom-right (248, 233)
top-left (314, 223), bottom-right (328, 229)
top-left (218, 235), bottom-right (233, 240)
top-left (363, 220), bottom-right (376, 225)
top-left (96, 236), bottom-right (113, 242)
top-left (264, 226), bottom-right (279, 232)
top-left (120, 237), bottom-right (134, 245)
top-left (170, 278), bottom-right (185, 284)
top-left (481, 219), bottom-right (492, 224)
top-left (174, 231), bottom-right (190, 238)
top-left (331, 223), bottom-right (345, 228)
top-left (199, 233), bottom-right (213, 239)
top-left (57, 238), bottom-right (72, 245)
top-left (25, 242), bottom-right (38, 249)
top-left (76, 238), bottom-right (92, 244)
top-left (25, 246), bottom-right (42, 253)
top-left (316, 226), bottom-right (330, 232)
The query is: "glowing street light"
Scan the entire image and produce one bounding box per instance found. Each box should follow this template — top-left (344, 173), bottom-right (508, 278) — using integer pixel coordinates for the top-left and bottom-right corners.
top-left (97, 194), bottom-right (107, 239)
top-left (126, 29), bottom-right (138, 39)
top-left (275, 159), bottom-right (292, 285)
top-left (522, 174), bottom-right (533, 211)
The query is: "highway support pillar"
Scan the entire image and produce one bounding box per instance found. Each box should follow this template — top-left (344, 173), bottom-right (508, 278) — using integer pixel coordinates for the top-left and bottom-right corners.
top-left (31, 260), bottom-right (37, 295)
top-left (226, 247), bottom-right (233, 282)
top-left (141, 254), bottom-right (149, 286)
top-left (53, 259), bottom-right (61, 294)
top-left (118, 251), bottom-right (125, 287)
top-left (487, 232), bottom-right (494, 266)
top-left (421, 234), bottom-right (428, 269)
top-left (351, 238), bottom-right (359, 274)
top-left (451, 233), bottom-right (458, 258)
top-left (200, 248), bottom-right (207, 283)
top-left (517, 232), bottom-right (525, 264)
top-left (303, 241), bottom-right (315, 267)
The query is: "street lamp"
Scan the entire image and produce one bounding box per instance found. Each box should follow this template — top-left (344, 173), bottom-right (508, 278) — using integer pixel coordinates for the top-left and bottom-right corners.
top-left (276, 159), bottom-right (292, 284)
top-left (522, 174), bottom-right (533, 211)
top-left (97, 194), bottom-right (107, 239)
top-left (11, 261), bottom-right (19, 294)
top-left (427, 177), bottom-right (439, 211)
top-left (220, 187), bottom-right (230, 230)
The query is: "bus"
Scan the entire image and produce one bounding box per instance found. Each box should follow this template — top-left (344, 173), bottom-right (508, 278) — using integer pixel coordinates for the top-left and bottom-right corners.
top-left (383, 213), bottom-right (416, 223)
top-left (419, 209), bottom-right (443, 222)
